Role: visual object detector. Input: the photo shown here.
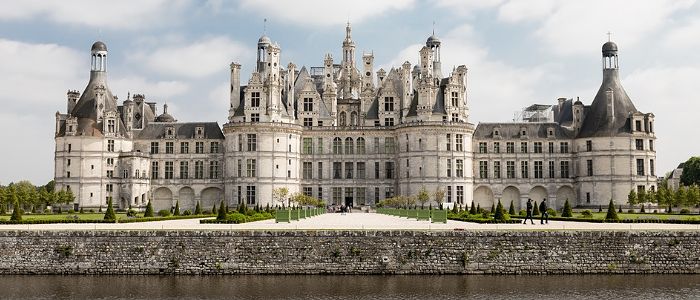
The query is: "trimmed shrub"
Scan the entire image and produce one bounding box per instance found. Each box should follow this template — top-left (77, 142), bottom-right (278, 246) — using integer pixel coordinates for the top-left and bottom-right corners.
top-left (640, 204), bottom-right (645, 213)
top-left (627, 209), bottom-right (635, 213)
top-left (618, 205), bottom-right (622, 213)
top-left (581, 210), bottom-right (593, 218)
top-left (103, 198), bottom-right (116, 221)
top-left (194, 201), bottom-right (202, 215)
top-left (680, 208), bottom-right (691, 214)
top-left (173, 201), bottom-right (181, 216)
top-left (532, 201), bottom-right (540, 216)
top-left (225, 213), bottom-right (247, 223)
top-left (157, 210), bottom-right (171, 217)
top-left (546, 208), bottom-right (557, 217)
top-left (508, 200), bottom-right (515, 215)
top-left (217, 201), bottom-right (227, 221)
top-left (494, 200), bottom-right (506, 221)
top-left (562, 199), bottom-right (573, 217)
top-left (10, 201), bottom-right (22, 222)
top-left (605, 199), bottom-right (619, 221)
top-left (144, 201), bottom-right (154, 217)
top-left (183, 210), bottom-right (192, 216)
top-left (519, 209), bottom-right (526, 217)
top-left (126, 209), bottom-right (137, 217)
top-left (476, 204), bottom-right (482, 214)
top-left (470, 202), bottom-right (477, 215)
top-left (212, 204), bottom-right (217, 215)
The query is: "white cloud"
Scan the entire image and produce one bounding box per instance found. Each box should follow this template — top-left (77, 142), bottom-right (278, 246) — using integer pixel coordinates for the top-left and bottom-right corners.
top-left (110, 76), bottom-right (190, 102)
top-left (623, 66), bottom-right (700, 173)
top-left (497, 0), bottom-right (556, 23)
top-left (128, 36), bottom-right (252, 79)
top-left (239, 0), bottom-right (415, 26)
top-left (435, 0), bottom-right (505, 16)
top-left (663, 19), bottom-right (700, 50)
top-left (0, 0), bottom-right (192, 30)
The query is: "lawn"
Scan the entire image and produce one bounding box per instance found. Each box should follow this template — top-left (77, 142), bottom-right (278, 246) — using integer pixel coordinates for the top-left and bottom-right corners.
top-left (0, 213), bottom-right (128, 221)
top-left (584, 212), bottom-right (699, 221)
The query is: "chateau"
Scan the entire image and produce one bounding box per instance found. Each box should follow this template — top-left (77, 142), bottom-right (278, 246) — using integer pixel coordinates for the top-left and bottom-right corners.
top-left (53, 25), bottom-right (657, 212)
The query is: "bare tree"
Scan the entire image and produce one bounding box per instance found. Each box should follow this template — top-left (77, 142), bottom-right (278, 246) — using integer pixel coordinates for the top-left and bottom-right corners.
top-left (272, 187), bottom-right (289, 207)
top-left (434, 187), bottom-right (446, 209)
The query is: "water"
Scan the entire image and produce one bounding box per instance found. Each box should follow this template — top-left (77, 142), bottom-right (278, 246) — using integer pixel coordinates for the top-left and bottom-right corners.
top-left (0, 275), bottom-right (698, 300)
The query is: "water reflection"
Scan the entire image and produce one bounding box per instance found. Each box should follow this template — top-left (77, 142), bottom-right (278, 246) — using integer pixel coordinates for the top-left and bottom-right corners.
top-left (0, 275), bottom-right (698, 300)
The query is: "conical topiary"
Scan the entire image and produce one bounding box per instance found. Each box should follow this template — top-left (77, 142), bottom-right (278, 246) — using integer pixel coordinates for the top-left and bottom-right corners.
top-left (217, 201), bottom-right (227, 221)
top-left (494, 199), bottom-right (506, 221)
top-left (173, 200), bottom-right (180, 216)
top-left (476, 203), bottom-right (481, 214)
top-left (605, 199), bottom-right (619, 221)
top-left (490, 204), bottom-right (495, 214)
top-left (144, 201), bottom-right (154, 217)
top-left (508, 200), bottom-right (515, 215)
top-left (103, 198), bottom-right (116, 221)
top-left (451, 204), bottom-right (458, 214)
top-left (10, 201), bottom-right (22, 222)
top-left (532, 201), bottom-right (540, 216)
top-left (212, 204), bottom-right (217, 215)
top-left (470, 202), bottom-right (476, 215)
top-left (562, 199), bottom-right (573, 218)
top-left (640, 204), bottom-right (645, 213)
top-left (194, 201), bottom-right (202, 215)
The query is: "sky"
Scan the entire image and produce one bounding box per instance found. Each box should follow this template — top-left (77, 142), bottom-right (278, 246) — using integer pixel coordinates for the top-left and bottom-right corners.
top-left (0, 0), bottom-right (699, 185)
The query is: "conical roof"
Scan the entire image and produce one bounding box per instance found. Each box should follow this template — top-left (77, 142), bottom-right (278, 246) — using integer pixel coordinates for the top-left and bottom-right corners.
top-left (577, 69), bottom-right (637, 138)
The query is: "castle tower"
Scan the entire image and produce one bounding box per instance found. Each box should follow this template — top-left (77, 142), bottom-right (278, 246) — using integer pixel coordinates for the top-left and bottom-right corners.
top-left (257, 35), bottom-right (271, 75)
top-left (426, 33), bottom-right (442, 78)
top-left (342, 22), bottom-right (356, 68)
top-left (228, 62), bottom-right (241, 121)
top-left (362, 52), bottom-right (374, 90)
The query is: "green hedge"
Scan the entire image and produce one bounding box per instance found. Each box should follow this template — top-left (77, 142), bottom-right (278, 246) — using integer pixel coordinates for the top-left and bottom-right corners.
top-left (509, 215), bottom-right (700, 224)
top-left (117, 214), bottom-right (215, 223)
top-left (0, 214), bottom-right (215, 224)
top-left (448, 216), bottom-right (522, 224)
top-left (200, 212), bottom-right (274, 224)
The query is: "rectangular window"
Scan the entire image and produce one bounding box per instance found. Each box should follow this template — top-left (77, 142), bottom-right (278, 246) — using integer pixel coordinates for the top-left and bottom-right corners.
top-left (507, 142), bottom-right (514, 153)
top-left (548, 161), bottom-right (555, 178)
top-left (209, 161), bottom-right (219, 179)
top-left (456, 159), bottom-right (464, 177)
top-left (333, 187), bottom-right (342, 205)
top-left (478, 142), bottom-right (487, 154)
top-left (446, 159), bottom-right (452, 177)
top-left (456, 134), bottom-right (463, 151)
top-left (650, 159), bottom-right (655, 176)
top-left (534, 161), bottom-right (543, 179)
top-left (317, 138), bottom-right (323, 154)
top-left (210, 142), bottom-right (220, 153)
top-left (165, 142), bottom-right (174, 154)
top-left (548, 142), bottom-right (554, 154)
top-left (374, 187), bottom-right (380, 203)
top-left (447, 186), bottom-right (452, 203)
top-left (246, 186), bottom-right (256, 205)
top-left (560, 142), bottom-right (569, 153)
top-left (384, 117), bottom-right (394, 126)
top-left (179, 161), bottom-right (188, 179)
top-left (303, 97), bottom-right (313, 112)
top-left (446, 134), bottom-right (451, 151)
top-left (479, 161), bottom-right (488, 179)
top-left (195, 142), bottom-right (204, 154)
top-left (107, 119), bottom-right (115, 133)
top-left (560, 161), bottom-right (570, 178)
top-left (357, 187), bottom-right (366, 205)
top-left (385, 187), bottom-right (394, 199)
top-left (494, 161), bottom-right (501, 179)
top-left (165, 161), bottom-right (173, 179)
top-left (635, 120), bottom-right (642, 131)
top-left (385, 161), bottom-right (395, 179)
top-left (107, 170), bottom-right (113, 178)
top-left (303, 162), bottom-right (313, 179)
top-left (494, 142), bottom-right (500, 153)
top-left (384, 137), bottom-right (395, 153)
top-left (521, 161), bottom-right (529, 178)
top-left (451, 91), bottom-right (459, 107)
top-left (384, 96), bottom-right (394, 111)
top-left (246, 159), bottom-right (257, 177)
top-left (345, 162), bottom-right (354, 179)
top-left (374, 161), bottom-right (380, 179)
top-left (318, 186), bottom-right (323, 200)
top-left (251, 92), bottom-right (260, 107)
top-left (237, 159), bottom-right (242, 177)
top-left (333, 138), bottom-right (342, 154)
top-left (456, 186), bottom-right (464, 204)
top-left (586, 159), bottom-right (593, 176)
top-left (507, 161), bottom-right (515, 179)
top-left (303, 187), bottom-right (313, 197)
top-left (180, 142), bottom-right (189, 154)
top-left (357, 162), bottom-right (366, 179)
top-left (67, 159), bottom-right (71, 166)
top-left (317, 162), bottom-right (323, 179)
top-left (520, 142), bottom-right (528, 153)
top-left (649, 140), bottom-right (654, 151)
top-left (303, 118), bottom-right (313, 127)
top-left (636, 159), bottom-right (645, 176)
top-left (107, 140), bottom-right (115, 152)
top-left (586, 140), bottom-right (592, 152)
top-left (106, 184), bottom-right (113, 192)
top-left (194, 161), bottom-right (204, 179)
top-left (247, 134), bottom-right (257, 151)
top-left (635, 139), bottom-right (644, 150)
top-left (151, 161), bottom-right (158, 179)
top-left (533, 142), bottom-right (542, 154)
top-left (333, 162), bottom-right (342, 179)
top-left (302, 138), bottom-right (313, 154)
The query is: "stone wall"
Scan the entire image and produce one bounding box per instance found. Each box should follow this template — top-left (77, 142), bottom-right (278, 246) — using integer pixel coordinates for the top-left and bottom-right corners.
top-left (0, 230), bottom-right (697, 275)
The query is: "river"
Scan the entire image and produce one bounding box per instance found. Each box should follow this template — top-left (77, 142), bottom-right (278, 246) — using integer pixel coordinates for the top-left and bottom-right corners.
top-left (0, 275), bottom-right (698, 299)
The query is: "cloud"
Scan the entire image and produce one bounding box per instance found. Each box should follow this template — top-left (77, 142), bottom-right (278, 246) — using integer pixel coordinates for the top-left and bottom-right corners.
top-left (496, 0), bottom-right (556, 23)
top-left (110, 76), bottom-right (190, 102)
top-left (128, 36), bottom-right (252, 79)
top-left (0, 0), bottom-right (192, 30)
top-left (238, 0), bottom-right (415, 26)
top-left (435, 0), bottom-right (505, 16)
top-left (663, 19), bottom-right (700, 50)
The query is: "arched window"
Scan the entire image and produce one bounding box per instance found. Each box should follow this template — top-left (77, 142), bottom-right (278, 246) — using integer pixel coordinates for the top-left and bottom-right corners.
top-left (345, 137), bottom-right (354, 155)
top-left (339, 112), bottom-right (347, 126)
top-left (333, 137), bottom-right (343, 154)
top-left (350, 111), bottom-right (358, 126)
top-left (356, 137), bottom-right (365, 154)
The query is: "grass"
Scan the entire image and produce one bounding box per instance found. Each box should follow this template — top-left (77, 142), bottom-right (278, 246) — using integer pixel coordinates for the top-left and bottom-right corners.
top-left (0, 213), bottom-right (128, 221)
top-left (585, 212), bottom-right (698, 221)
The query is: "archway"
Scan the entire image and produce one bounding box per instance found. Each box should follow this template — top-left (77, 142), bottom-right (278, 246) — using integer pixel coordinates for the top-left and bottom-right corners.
top-left (473, 186), bottom-right (494, 210)
top-left (528, 186), bottom-right (548, 209)
top-left (556, 186), bottom-right (576, 211)
top-left (153, 187), bottom-right (173, 211)
top-left (201, 187), bottom-right (223, 211)
top-left (179, 187), bottom-right (195, 210)
top-left (502, 186), bottom-right (521, 211)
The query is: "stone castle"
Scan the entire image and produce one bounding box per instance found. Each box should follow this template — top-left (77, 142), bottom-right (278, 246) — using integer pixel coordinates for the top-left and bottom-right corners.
top-left (54, 24), bottom-right (657, 212)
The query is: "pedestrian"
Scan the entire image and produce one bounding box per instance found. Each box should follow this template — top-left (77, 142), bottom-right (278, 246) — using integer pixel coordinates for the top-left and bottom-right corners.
top-left (523, 198), bottom-right (535, 224)
top-left (540, 198), bottom-right (549, 224)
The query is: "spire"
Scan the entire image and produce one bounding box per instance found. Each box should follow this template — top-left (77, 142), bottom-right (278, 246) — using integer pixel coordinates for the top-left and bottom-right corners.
top-left (342, 22), bottom-right (355, 67)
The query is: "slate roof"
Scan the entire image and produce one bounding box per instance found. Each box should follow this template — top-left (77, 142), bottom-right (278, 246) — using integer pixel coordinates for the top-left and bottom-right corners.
top-left (136, 122), bottom-right (224, 140)
top-left (474, 122), bottom-right (575, 139)
top-left (577, 68), bottom-right (637, 138)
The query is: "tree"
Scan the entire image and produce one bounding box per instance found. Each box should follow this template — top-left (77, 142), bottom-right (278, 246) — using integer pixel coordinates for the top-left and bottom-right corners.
top-left (469, 201), bottom-right (476, 215)
top-left (103, 198), bottom-right (116, 221)
top-left (627, 190), bottom-right (637, 207)
top-left (680, 156), bottom-right (700, 186)
top-left (433, 187), bottom-right (446, 209)
top-left (217, 201), bottom-right (227, 221)
top-left (417, 186), bottom-right (430, 209)
top-left (657, 186), bottom-right (671, 207)
top-left (144, 201), bottom-right (154, 217)
top-left (194, 201), bottom-right (202, 215)
top-left (508, 200), bottom-right (515, 215)
top-left (10, 200), bottom-right (22, 221)
top-left (605, 199), bottom-right (619, 221)
top-left (173, 200), bottom-right (181, 216)
top-left (686, 185), bottom-right (700, 208)
top-left (238, 201), bottom-right (247, 214)
top-left (272, 187), bottom-right (289, 207)
top-left (637, 189), bottom-right (647, 207)
top-left (212, 204), bottom-right (217, 215)
top-left (532, 201), bottom-right (540, 216)
top-left (562, 199), bottom-right (573, 217)
top-left (675, 186), bottom-right (688, 207)
top-left (493, 199), bottom-right (506, 221)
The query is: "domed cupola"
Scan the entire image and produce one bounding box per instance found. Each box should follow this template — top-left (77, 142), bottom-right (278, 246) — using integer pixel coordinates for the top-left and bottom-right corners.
top-left (155, 104), bottom-right (176, 123)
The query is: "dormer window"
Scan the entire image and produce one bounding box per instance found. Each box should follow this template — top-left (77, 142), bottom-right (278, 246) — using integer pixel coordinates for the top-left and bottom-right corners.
top-left (635, 120), bottom-right (642, 132)
top-left (195, 126), bottom-right (205, 139)
top-left (166, 126), bottom-right (175, 139)
top-left (547, 128), bottom-right (554, 137)
top-left (520, 127), bottom-right (527, 137)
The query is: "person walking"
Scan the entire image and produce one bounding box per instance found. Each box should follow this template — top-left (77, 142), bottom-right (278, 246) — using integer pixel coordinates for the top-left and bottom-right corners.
top-left (540, 198), bottom-right (549, 224)
top-left (523, 198), bottom-right (535, 224)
